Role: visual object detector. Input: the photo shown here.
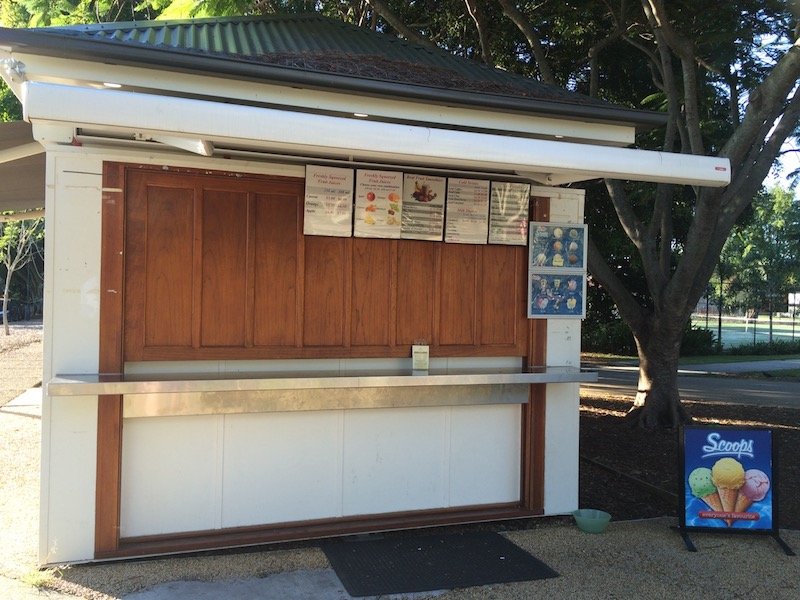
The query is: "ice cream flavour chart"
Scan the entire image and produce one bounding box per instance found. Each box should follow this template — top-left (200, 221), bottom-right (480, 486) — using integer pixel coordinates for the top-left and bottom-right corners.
top-left (677, 426), bottom-right (795, 555)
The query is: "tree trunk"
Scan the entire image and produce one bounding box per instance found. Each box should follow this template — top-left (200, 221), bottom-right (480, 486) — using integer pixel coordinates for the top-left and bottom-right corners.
top-left (2, 270), bottom-right (11, 336)
top-left (627, 317), bottom-right (692, 429)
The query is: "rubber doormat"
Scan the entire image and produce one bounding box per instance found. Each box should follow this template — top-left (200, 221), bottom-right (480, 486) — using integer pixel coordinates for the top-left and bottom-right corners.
top-left (321, 531), bottom-right (559, 597)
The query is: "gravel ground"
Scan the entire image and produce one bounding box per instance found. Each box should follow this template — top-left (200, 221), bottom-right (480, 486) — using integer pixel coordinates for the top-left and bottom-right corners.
top-left (0, 320), bottom-right (43, 407)
top-left (1, 330), bottom-right (799, 599)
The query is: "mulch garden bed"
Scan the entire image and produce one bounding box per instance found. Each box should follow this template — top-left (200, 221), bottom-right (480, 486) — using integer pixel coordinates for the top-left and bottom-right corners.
top-left (579, 394), bottom-right (800, 530)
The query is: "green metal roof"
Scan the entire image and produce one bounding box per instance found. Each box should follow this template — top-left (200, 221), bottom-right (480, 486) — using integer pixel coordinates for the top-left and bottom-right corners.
top-left (0, 14), bottom-right (666, 127)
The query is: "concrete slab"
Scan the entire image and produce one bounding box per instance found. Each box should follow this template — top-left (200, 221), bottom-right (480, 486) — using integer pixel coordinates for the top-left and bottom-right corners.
top-left (4, 387), bottom-right (42, 408)
top-left (121, 569), bottom-right (445, 600)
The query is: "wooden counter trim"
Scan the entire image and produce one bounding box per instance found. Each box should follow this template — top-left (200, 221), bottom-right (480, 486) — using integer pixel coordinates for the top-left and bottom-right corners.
top-left (522, 196), bottom-right (550, 513)
top-left (96, 162), bottom-right (126, 556)
top-left (98, 503), bottom-right (538, 559)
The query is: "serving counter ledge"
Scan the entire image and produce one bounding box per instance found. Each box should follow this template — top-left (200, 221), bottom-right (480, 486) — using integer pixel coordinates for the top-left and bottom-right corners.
top-left (47, 367), bottom-right (597, 416)
top-left (48, 366), bottom-right (598, 396)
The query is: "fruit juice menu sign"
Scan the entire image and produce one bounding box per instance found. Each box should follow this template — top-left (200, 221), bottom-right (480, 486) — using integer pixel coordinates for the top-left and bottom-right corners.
top-left (681, 426), bottom-right (775, 532)
top-left (303, 165), bottom-right (354, 237)
top-left (488, 182), bottom-right (530, 245)
top-left (354, 169), bottom-right (403, 239)
top-left (444, 178), bottom-right (490, 244)
top-left (401, 174), bottom-right (446, 241)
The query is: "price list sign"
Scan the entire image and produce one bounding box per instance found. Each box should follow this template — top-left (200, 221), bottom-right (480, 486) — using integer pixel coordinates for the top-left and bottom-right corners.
top-left (444, 178), bottom-right (490, 244)
top-left (354, 169), bottom-right (403, 239)
top-left (401, 174), bottom-right (446, 241)
top-left (489, 182), bottom-right (530, 245)
top-left (303, 165), bottom-right (354, 237)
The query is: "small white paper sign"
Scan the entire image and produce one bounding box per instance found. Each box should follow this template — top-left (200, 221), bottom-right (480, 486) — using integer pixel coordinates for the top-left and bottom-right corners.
top-left (303, 165), bottom-right (354, 237)
top-left (444, 178), bottom-right (490, 244)
top-left (354, 169), bottom-right (403, 239)
top-left (489, 182), bottom-right (530, 245)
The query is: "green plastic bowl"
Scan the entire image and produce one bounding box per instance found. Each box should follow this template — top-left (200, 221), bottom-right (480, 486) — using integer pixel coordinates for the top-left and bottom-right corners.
top-left (573, 509), bottom-right (611, 533)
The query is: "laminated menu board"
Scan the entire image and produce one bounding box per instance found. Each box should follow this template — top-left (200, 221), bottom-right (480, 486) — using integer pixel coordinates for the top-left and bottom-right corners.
top-left (444, 178), bottom-right (490, 244)
top-left (529, 223), bottom-right (587, 270)
top-left (354, 169), bottom-right (403, 239)
top-left (401, 174), bottom-right (446, 241)
top-left (303, 165), bottom-right (354, 237)
top-left (528, 272), bottom-right (586, 318)
top-left (489, 182), bottom-right (530, 245)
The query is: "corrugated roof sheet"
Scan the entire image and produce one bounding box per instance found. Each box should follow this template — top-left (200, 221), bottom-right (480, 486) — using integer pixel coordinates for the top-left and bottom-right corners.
top-left (35, 14), bottom-right (609, 108)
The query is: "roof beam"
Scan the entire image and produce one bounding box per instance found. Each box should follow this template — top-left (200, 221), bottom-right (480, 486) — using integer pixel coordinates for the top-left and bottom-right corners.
top-left (0, 141), bottom-right (43, 164)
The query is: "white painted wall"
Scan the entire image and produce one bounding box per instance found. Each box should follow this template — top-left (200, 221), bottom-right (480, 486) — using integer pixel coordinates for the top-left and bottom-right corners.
top-left (40, 153), bottom-right (103, 564)
top-left (542, 188), bottom-right (585, 515)
top-left (120, 402), bottom-right (522, 537)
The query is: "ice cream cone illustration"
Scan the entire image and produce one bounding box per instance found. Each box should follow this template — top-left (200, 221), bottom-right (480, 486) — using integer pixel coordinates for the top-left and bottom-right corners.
top-left (701, 491), bottom-right (724, 512)
top-left (688, 467), bottom-right (724, 512)
top-left (711, 458), bottom-right (745, 526)
top-left (734, 469), bottom-right (770, 513)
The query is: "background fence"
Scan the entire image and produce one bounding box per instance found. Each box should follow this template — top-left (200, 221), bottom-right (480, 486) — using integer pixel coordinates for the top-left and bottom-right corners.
top-left (691, 313), bottom-right (800, 350)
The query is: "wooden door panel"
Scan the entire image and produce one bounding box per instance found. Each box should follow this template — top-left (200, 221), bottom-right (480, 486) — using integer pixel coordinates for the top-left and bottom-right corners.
top-left (121, 165), bottom-right (529, 360)
top-left (480, 245), bottom-right (523, 346)
top-left (253, 191), bottom-right (301, 347)
top-left (395, 241), bottom-right (436, 346)
top-left (303, 236), bottom-right (349, 346)
top-left (439, 244), bottom-right (478, 346)
top-left (200, 189), bottom-right (249, 347)
top-left (351, 238), bottom-right (393, 346)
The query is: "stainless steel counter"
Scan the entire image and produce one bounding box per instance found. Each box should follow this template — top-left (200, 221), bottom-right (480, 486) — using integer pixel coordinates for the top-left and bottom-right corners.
top-left (48, 366), bottom-right (597, 396)
top-left (47, 367), bottom-right (597, 417)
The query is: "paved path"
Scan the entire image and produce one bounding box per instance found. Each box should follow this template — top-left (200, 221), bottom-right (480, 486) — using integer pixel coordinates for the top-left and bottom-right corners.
top-left (583, 359), bottom-right (800, 408)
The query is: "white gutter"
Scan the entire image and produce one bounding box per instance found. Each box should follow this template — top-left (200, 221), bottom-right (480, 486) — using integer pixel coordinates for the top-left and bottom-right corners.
top-left (21, 81), bottom-right (731, 187)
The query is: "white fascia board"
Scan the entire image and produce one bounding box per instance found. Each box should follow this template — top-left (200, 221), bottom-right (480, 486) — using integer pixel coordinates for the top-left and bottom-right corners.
top-left (22, 81), bottom-right (731, 187)
top-left (12, 53), bottom-right (636, 146)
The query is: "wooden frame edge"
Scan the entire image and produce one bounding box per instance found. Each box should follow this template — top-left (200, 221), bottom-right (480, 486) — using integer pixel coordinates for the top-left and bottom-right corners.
top-left (96, 162), bottom-right (126, 556)
top-left (98, 504), bottom-right (539, 559)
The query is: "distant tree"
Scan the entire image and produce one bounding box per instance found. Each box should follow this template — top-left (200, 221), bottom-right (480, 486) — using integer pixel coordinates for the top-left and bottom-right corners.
top-left (1, 217), bottom-right (44, 334)
top-left (0, 80), bottom-right (21, 121)
top-left (721, 187), bottom-right (800, 340)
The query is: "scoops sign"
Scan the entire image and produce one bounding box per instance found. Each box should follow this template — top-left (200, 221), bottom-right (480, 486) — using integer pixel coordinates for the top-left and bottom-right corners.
top-left (681, 427), bottom-right (774, 532)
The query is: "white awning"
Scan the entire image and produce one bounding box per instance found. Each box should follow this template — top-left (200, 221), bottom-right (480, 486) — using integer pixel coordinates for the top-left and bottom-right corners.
top-left (0, 120), bottom-right (45, 212)
top-left (21, 81), bottom-right (730, 188)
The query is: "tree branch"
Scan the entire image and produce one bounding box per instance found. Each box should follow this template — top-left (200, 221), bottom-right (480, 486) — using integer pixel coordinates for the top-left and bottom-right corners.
top-left (642, 0), bottom-right (705, 154)
top-left (586, 235), bottom-right (645, 335)
top-left (364, 0), bottom-right (438, 49)
top-left (721, 37), bottom-right (800, 169)
top-left (496, 0), bottom-right (557, 84)
top-left (605, 179), bottom-right (646, 248)
top-left (723, 88), bottom-right (800, 226)
top-left (463, 0), bottom-right (493, 65)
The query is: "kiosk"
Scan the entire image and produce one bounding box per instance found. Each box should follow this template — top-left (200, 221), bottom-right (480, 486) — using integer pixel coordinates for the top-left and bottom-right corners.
top-left (0, 14), bottom-right (729, 564)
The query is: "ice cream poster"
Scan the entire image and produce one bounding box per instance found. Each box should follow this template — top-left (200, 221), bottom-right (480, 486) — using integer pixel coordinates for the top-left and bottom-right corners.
top-left (681, 426), bottom-right (775, 532)
top-left (529, 223), bottom-right (587, 270)
top-left (528, 273), bottom-right (586, 318)
top-left (354, 169), bottom-right (403, 239)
